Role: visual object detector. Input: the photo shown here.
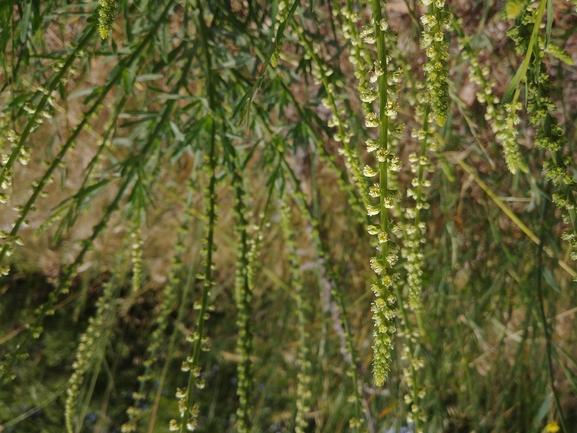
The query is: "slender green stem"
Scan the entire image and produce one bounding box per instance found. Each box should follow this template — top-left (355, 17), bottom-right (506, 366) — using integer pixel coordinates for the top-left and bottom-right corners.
top-left (371, 0), bottom-right (390, 273)
top-left (509, 0), bottom-right (547, 110)
top-left (0, 25), bottom-right (97, 189)
top-left (535, 200), bottom-right (567, 432)
top-left (148, 259), bottom-right (195, 433)
top-left (179, 2), bottom-right (219, 430)
top-left (180, 120), bottom-right (217, 433)
top-left (393, 283), bottom-right (422, 431)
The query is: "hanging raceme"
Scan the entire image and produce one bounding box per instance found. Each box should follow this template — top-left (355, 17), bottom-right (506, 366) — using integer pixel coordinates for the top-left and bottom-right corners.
top-left (98, 0), bottom-right (119, 39)
top-left (500, 0), bottom-right (546, 166)
top-left (172, 122), bottom-right (218, 433)
top-left (454, 19), bottom-right (528, 174)
top-left (5, 0), bottom-right (577, 431)
top-left (64, 259), bottom-right (126, 433)
top-left (505, 2), bottom-right (577, 265)
top-left (404, 97), bottom-right (433, 320)
top-left (420, 0), bottom-right (450, 127)
top-left (338, 2), bottom-right (371, 86)
top-left (336, 0), bottom-right (375, 128)
top-left (169, 2), bottom-right (227, 430)
top-left (362, 0), bottom-right (404, 387)
top-left (122, 184), bottom-right (196, 432)
top-left (393, 76), bottom-right (431, 424)
top-left (232, 159), bottom-right (254, 433)
top-left (528, 56), bottom-right (577, 261)
top-left (0, 24), bottom-right (94, 204)
top-left (389, 77), bottom-right (432, 430)
top-left (282, 160), bottom-right (365, 430)
top-left (395, 279), bottom-right (427, 431)
top-left (129, 216), bottom-right (143, 293)
top-left (337, 0), bottom-right (397, 223)
top-left (270, 0), bottom-right (298, 68)
top-left (279, 196), bottom-right (311, 433)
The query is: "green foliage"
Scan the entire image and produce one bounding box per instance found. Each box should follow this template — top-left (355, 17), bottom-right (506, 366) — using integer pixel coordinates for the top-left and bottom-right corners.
top-left (1, 1), bottom-right (577, 433)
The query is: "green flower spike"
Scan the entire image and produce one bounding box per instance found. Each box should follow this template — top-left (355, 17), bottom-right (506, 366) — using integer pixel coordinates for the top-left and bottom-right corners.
top-left (98, 0), bottom-right (118, 39)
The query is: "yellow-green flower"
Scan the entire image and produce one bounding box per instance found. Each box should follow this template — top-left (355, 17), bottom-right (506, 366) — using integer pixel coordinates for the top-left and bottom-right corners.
top-left (545, 422), bottom-right (560, 433)
top-left (98, 0), bottom-right (118, 39)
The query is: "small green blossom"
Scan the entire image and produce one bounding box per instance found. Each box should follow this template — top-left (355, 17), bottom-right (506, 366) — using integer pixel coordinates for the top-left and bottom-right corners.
top-left (98, 0), bottom-right (118, 39)
top-left (420, 3), bottom-right (450, 126)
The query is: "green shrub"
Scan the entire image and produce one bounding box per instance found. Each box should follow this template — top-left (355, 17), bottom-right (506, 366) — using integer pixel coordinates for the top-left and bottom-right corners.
top-left (0, 0), bottom-right (576, 432)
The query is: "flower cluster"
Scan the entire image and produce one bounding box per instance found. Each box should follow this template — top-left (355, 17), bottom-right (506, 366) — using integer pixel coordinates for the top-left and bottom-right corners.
top-left (122, 184), bottom-right (196, 432)
top-left (284, 168), bottom-right (365, 428)
top-left (420, 1), bottom-right (450, 127)
top-left (335, 4), bottom-right (371, 96)
top-left (273, 1), bottom-right (289, 37)
top-left (270, 1), bottom-right (288, 67)
top-left (496, 100), bottom-right (528, 174)
top-left (399, 324), bottom-right (427, 428)
top-left (391, 273), bottom-right (429, 431)
top-left (98, 0), bottom-right (118, 39)
top-left (171, 131), bottom-right (219, 433)
top-left (130, 218), bottom-right (143, 293)
top-left (544, 41), bottom-right (574, 66)
top-left (362, 0), bottom-right (405, 387)
top-left (171, 383), bottom-right (200, 432)
top-left (528, 63), bottom-right (577, 262)
top-left (506, 4), bottom-right (577, 265)
top-left (403, 99), bottom-right (434, 316)
top-left (0, 93), bottom-right (56, 273)
top-left (455, 21), bottom-right (528, 174)
top-left (395, 85), bottom-right (431, 423)
top-left (65, 273), bottom-right (121, 433)
top-left (232, 165), bottom-right (253, 433)
top-left (279, 199), bottom-right (311, 433)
